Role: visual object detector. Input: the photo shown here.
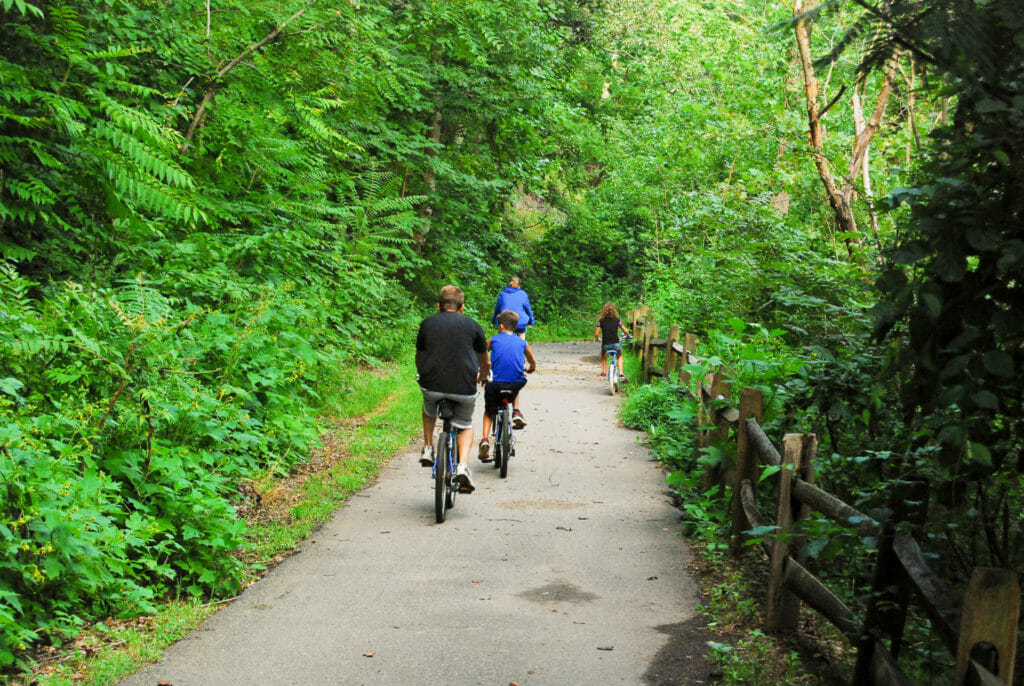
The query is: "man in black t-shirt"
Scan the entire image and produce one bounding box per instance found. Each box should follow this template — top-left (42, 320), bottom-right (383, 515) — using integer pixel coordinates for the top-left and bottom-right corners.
top-left (416, 285), bottom-right (490, 492)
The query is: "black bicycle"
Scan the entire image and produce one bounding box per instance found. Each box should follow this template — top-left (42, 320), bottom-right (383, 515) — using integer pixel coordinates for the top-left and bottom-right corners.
top-left (432, 400), bottom-right (459, 523)
top-left (491, 389), bottom-right (515, 479)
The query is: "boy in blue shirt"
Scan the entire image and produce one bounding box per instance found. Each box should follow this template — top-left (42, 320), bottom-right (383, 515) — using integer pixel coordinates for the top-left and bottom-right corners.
top-left (478, 310), bottom-right (536, 462)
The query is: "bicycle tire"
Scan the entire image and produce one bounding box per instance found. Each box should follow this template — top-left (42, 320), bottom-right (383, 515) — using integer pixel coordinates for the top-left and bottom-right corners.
top-left (608, 354), bottom-right (618, 395)
top-left (444, 430), bottom-right (457, 509)
top-left (492, 411), bottom-right (504, 471)
top-left (497, 411), bottom-right (509, 481)
top-left (497, 405), bottom-right (509, 481)
top-left (434, 430), bottom-right (448, 523)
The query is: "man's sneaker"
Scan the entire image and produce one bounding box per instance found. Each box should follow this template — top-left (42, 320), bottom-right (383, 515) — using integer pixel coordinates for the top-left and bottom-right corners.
top-left (512, 409), bottom-right (527, 429)
top-left (419, 445), bottom-right (434, 467)
top-left (455, 464), bottom-right (475, 493)
top-left (478, 439), bottom-right (492, 463)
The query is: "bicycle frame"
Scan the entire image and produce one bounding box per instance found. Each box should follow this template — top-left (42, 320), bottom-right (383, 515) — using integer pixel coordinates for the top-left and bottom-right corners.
top-left (432, 417), bottom-right (457, 478)
top-left (492, 394), bottom-right (515, 478)
top-left (433, 401), bottom-right (459, 522)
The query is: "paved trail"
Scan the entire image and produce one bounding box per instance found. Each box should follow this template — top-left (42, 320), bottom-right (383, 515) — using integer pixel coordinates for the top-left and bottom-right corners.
top-left (121, 341), bottom-right (711, 685)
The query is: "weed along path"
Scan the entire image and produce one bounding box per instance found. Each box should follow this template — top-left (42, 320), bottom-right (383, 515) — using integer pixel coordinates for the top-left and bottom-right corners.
top-left (120, 341), bottom-right (712, 685)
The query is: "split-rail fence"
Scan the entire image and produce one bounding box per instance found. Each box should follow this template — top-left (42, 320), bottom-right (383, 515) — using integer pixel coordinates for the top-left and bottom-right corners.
top-left (629, 307), bottom-right (1019, 686)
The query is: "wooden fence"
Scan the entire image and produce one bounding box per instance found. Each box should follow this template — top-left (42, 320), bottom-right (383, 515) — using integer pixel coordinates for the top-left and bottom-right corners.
top-left (629, 308), bottom-right (1020, 686)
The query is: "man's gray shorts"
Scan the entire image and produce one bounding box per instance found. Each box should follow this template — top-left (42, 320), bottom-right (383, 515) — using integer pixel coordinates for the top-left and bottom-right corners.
top-left (420, 388), bottom-right (478, 430)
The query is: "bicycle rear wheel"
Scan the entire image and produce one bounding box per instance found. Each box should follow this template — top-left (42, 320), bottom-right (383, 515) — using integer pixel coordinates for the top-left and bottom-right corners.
top-left (434, 430), bottom-right (449, 523)
top-left (444, 431), bottom-right (457, 508)
top-left (499, 409), bottom-right (511, 479)
top-left (492, 412), bottom-right (504, 471)
top-left (608, 355), bottom-right (618, 395)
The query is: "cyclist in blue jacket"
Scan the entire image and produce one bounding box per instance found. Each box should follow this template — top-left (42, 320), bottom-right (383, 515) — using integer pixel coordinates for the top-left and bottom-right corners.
top-left (492, 276), bottom-right (535, 339)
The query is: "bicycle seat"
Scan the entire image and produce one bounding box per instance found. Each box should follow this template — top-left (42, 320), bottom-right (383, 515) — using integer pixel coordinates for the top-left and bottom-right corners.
top-left (436, 400), bottom-right (455, 419)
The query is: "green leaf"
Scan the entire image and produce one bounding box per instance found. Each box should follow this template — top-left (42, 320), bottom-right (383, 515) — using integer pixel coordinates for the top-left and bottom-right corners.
top-left (981, 350), bottom-right (1014, 378)
top-left (0, 378), bottom-right (24, 397)
top-left (665, 470), bottom-right (687, 485)
top-left (966, 225), bottom-right (1001, 251)
top-left (746, 525), bottom-right (780, 537)
top-left (976, 98), bottom-right (1009, 113)
top-left (970, 390), bottom-right (999, 410)
top-left (967, 442), bottom-right (992, 467)
top-left (919, 293), bottom-right (942, 319)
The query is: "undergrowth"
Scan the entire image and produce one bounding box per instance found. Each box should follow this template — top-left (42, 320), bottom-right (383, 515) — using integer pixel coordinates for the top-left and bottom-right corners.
top-left (617, 323), bottom-right (855, 684)
top-left (19, 359), bottom-right (422, 686)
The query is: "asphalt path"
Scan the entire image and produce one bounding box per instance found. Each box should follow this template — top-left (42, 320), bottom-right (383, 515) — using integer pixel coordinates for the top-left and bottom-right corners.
top-left (121, 341), bottom-right (711, 685)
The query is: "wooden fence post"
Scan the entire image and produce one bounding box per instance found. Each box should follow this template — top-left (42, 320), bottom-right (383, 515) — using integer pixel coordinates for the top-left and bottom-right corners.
top-left (642, 321), bottom-right (657, 384)
top-left (665, 325), bottom-right (679, 379)
top-left (855, 480), bottom-right (930, 683)
top-left (631, 310), bottom-right (644, 347)
top-left (679, 333), bottom-right (698, 388)
top-left (702, 371), bottom-right (733, 488)
top-left (955, 568), bottom-right (1019, 685)
top-left (767, 433), bottom-right (816, 632)
top-left (730, 387), bottom-right (764, 555)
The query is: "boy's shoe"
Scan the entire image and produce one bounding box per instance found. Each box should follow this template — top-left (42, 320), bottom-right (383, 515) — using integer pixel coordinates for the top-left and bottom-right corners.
top-left (512, 409), bottom-right (526, 429)
top-left (456, 465), bottom-right (476, 493)
top-left (478, 439), bottom-right (492, 463)
top-left (419, 445), bottom-right (434, 467)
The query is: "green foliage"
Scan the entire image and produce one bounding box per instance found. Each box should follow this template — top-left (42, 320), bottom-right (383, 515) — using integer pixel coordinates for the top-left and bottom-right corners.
top-left (2, 0), bottom-right (1017, 678)
top-left (0, 264), bottom-right (356, 663)
top-left (826, 0), bottom-right (1024, 593)
top-left (0, 0), bottom-right (614, 669)
top-left (863, 0), bottom-right (1024, 473)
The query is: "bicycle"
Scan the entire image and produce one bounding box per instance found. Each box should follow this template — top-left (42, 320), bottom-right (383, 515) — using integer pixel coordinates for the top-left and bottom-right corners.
top-left (432, 400), bottom-right (460, 523)
top-left (604, 334), bottom-right (631, 395)
top-left (490, 388), bottom-right (516, 479)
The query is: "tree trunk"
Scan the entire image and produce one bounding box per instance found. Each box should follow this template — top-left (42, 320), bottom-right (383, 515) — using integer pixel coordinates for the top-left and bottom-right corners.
top-left (179, 2), bottom-right (316, 152)
top-left (844, 54), bottom-right (896, 196)
top-left (793, 0), bottom-right (859, 252)
top-left (794, 1), bottom-right (899, 255)
top-left (414, 108), bottom-right (442, 245)
top-left (850, 82), bottom-right (881, 243)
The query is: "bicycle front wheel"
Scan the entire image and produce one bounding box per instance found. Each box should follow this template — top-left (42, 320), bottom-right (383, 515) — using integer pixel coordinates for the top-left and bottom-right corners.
top-left (435, 430), bottom-right (449, 523)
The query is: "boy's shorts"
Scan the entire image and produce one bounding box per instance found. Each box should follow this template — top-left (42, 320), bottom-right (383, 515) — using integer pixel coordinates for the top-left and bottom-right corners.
top-left (483, 380), bottom-right (526, 417)
top-left (420, 388), bottom-right (478, 430)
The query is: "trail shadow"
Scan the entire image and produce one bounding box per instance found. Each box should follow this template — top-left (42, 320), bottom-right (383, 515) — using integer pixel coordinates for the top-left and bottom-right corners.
top-left (643, 616), bottom-right (715, 685)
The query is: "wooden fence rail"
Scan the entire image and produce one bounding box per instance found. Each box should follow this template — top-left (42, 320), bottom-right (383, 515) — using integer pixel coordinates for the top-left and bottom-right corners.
top-left (628, 310), bottom-right (1019, 686)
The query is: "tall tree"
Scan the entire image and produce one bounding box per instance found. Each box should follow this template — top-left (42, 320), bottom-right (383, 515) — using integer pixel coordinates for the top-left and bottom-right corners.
top-left (792, 0), bottom-right (897, 254)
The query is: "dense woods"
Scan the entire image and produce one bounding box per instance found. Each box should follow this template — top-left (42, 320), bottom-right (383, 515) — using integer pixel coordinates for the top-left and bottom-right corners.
top-left (1, 0), bottom-right (1021, 681)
